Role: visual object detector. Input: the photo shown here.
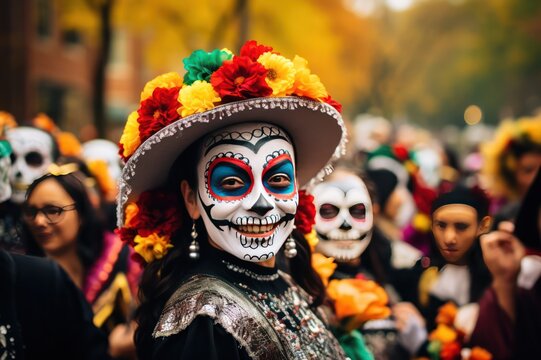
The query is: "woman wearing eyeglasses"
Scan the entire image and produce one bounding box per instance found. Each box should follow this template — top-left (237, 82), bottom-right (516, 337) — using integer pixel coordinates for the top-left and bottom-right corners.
top-left (21, 172), bottom-right (139, 359)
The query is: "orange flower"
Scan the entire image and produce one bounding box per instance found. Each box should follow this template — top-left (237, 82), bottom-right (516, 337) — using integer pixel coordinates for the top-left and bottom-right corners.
top-left (124, 203), bottom-right (139, 227)
top-left (32, 113), bottom-right (58, 134)
top-left (312, 253), bottom-right (336, 286)
top-left (327, 278), bottom-right (390, 330)
top-left (0, 111), bottom-right (17, 137)
top-left (56, 131), bottom-right (82, 157)
top-left (440, 341), bottom-right (461, 360)
top-left (429, 324), bottom-right (457, 344)
top-left (469, 347), bottom-right (492, 360)
top-left (86, 159), bottom-right (116, 199)
top-left (436, 302), bottom-right (458, 326)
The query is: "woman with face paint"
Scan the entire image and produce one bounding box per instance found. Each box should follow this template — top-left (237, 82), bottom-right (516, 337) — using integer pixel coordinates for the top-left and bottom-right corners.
top-left (117, 41), bottom-right (348, 359)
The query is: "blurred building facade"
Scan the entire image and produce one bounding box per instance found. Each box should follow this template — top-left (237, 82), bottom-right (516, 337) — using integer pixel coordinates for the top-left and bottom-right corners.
top-left (0, 0), bottom-right (142, 140)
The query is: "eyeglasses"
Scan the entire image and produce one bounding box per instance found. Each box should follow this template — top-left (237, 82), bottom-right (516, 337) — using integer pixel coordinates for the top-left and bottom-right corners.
top-left (22, 204), bottom-right (77, 224)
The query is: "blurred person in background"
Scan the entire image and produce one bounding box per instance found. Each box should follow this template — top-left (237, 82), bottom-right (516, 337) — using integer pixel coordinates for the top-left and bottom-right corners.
top-left (312, 166), bottom-right (427, 360)
top-left (0, 135), bottom-right (110, 359)
top-left (481, 116), bottom-right (541, 214)
top-left (21, 169), bottom-right (139, 359)
top-left (468, 168), bottom-right (541, 360)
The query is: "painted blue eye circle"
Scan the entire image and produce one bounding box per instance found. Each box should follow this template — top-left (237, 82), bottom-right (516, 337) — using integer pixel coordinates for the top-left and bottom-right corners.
top-left (263, 159), bottom-right (295, 195)
top-left (209, 160), bottom-right (253, 199)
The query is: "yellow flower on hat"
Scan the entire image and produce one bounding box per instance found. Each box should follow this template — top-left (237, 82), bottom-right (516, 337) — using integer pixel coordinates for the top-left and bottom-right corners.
top-left (257, 52), bottom-right (296, 97)
top-left (119, 111), bottom-right (141, 160)
top-left (292, 55), bottom-right (328, 100)
top-left (177, 80), bottom-right (221, 118)
top-left (140, 72), bottom-right (183, 101)
top-left (133, 233), bottom-right (173, 263)
top-left (312, 253), bottom-right (336, 286)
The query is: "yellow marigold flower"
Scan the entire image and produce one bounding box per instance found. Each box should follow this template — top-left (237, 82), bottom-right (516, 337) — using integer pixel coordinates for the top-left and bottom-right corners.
top-left (134, 233), bottom-right (173, 263)
top-left (312, 253), bottom-right (336, 286)
top-left (120, 111), bottom-right (141, 159)
top-left (292, 55), bottom-right (328, 100)
top-left (257, 52), bottom-right (295, 96)
top-left (140, 72), bottom-right (183, 101)
top-left (177, 80), bottom-right (221, 118)
top-left (124, 203), bottom-right (139, 227)
top-left (305, 229), bottom-right (319, 252)
top-left (413, 213), bottom-right (431, 232)
top-left (429, 323), bottom-right (457, 344)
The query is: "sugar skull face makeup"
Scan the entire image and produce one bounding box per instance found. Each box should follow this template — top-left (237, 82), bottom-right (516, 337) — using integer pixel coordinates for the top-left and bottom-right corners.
top-left (6, 127), bottom-right (55, 204)
top-left (312, 170), bottom-right (373, 262)
top-left (196, 122), bottom-right (298, 262)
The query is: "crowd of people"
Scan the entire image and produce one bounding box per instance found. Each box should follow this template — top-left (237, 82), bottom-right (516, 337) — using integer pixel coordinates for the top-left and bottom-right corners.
top-left (0, 40), bottom-right (540, 360)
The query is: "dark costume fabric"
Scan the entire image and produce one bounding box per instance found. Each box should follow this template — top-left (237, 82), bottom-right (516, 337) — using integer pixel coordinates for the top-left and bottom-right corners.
top-left (0, 250), bottom-right (110, 359)
top-left (150, 247), bottom-right (346, 360)
top-left (0, 201), bottom-right (25, 253)
top-left (469, 269), bottom-right (541, 360)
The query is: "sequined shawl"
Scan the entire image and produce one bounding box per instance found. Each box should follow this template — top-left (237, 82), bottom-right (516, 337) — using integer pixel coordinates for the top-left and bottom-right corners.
top-left (153, 274), bottom-right (290, 359)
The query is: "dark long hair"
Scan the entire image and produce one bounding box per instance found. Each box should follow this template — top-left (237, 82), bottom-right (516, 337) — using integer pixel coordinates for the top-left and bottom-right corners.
top-left (135, 137), bottom-right (327, 358)
top-left (23, 173), bottom-right (105, 274)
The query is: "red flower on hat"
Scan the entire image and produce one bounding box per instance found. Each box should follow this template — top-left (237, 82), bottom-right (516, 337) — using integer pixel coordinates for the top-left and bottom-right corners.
top-left (295, 190), bottom-right (316, 234)
top-left (322, 95), bottom-right (342, 113)
top-left (211, 56), bottom-right (273, 101)
top-left (240, 40), bottom-right (274, 61)
top-left (137, 87), bottom-right (181, 143)
top-left (130, 190), bottom-right (183, 237)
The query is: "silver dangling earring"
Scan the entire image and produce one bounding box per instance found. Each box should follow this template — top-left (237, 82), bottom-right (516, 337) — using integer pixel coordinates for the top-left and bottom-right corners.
top-left (285, 226), bottom-right (297, 258)
top-left (189, 221), bottom-right (200, 260)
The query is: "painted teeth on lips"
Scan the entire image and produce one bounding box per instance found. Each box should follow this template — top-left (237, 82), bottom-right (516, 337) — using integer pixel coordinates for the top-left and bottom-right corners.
top-left (237, 224), bottom-right (276, 234)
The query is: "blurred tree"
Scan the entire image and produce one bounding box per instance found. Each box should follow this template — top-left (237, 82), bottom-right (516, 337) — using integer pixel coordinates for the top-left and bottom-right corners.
top-left (56, 0), bottom-right (378, 133)
top-left (364, 0), bottom-right (541, 127)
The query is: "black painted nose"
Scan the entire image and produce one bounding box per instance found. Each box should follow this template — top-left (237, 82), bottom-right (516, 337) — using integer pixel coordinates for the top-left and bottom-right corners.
top-left (250, 194), bottom-right (273, 216)
top-left (339, 221), bottom-right (352, 231)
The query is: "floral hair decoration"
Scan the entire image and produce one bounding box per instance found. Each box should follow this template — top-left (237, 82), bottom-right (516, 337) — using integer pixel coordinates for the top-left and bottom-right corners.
top-left (117, 40), bottom-right (346, 264)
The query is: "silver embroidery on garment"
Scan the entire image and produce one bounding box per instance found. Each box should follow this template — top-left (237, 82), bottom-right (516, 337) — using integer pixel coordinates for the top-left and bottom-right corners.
top-left (153, 273), bottom-right (347, 359)
top-left (153, 275), bottom-right (290, 360)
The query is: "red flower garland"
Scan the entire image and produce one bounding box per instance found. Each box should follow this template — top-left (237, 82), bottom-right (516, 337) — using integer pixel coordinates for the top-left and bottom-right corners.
top-left (137, 87), bottom-right (181, 143)
top-left (295, 190), bottom-right (316, 234)
top-left (240, 40), bottom-right (274, 61)
top-left (210, 56), bottom-right (272, 101)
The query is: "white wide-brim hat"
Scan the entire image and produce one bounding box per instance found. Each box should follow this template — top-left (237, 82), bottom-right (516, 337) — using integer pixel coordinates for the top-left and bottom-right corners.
top-left (117, 96), bottom-right (346, 226)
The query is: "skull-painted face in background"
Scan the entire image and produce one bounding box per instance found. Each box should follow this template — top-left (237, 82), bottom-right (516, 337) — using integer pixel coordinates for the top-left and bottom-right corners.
top-left (6, 127), bottom-right (55, 203)
top-left (312, 169), bottom-right (374, 262)
top-left (196, 122), bottom-right (298, 262)
top-left (82, 139), bottom-right (123, 182)
top-left (0, 140), bottom-right (13, 203)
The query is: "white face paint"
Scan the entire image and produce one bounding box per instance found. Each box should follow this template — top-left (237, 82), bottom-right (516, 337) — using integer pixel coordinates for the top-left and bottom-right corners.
top-left (82, 139), bottom-right (123, 181)
top-left (6, 127), bottom-right (54, 203)
top-left (196, 122), bottom-right (298, 262)
top-left (312, 172), bottom-right (374, 262)
top-left (0, 148), bottom-right (12, 203)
